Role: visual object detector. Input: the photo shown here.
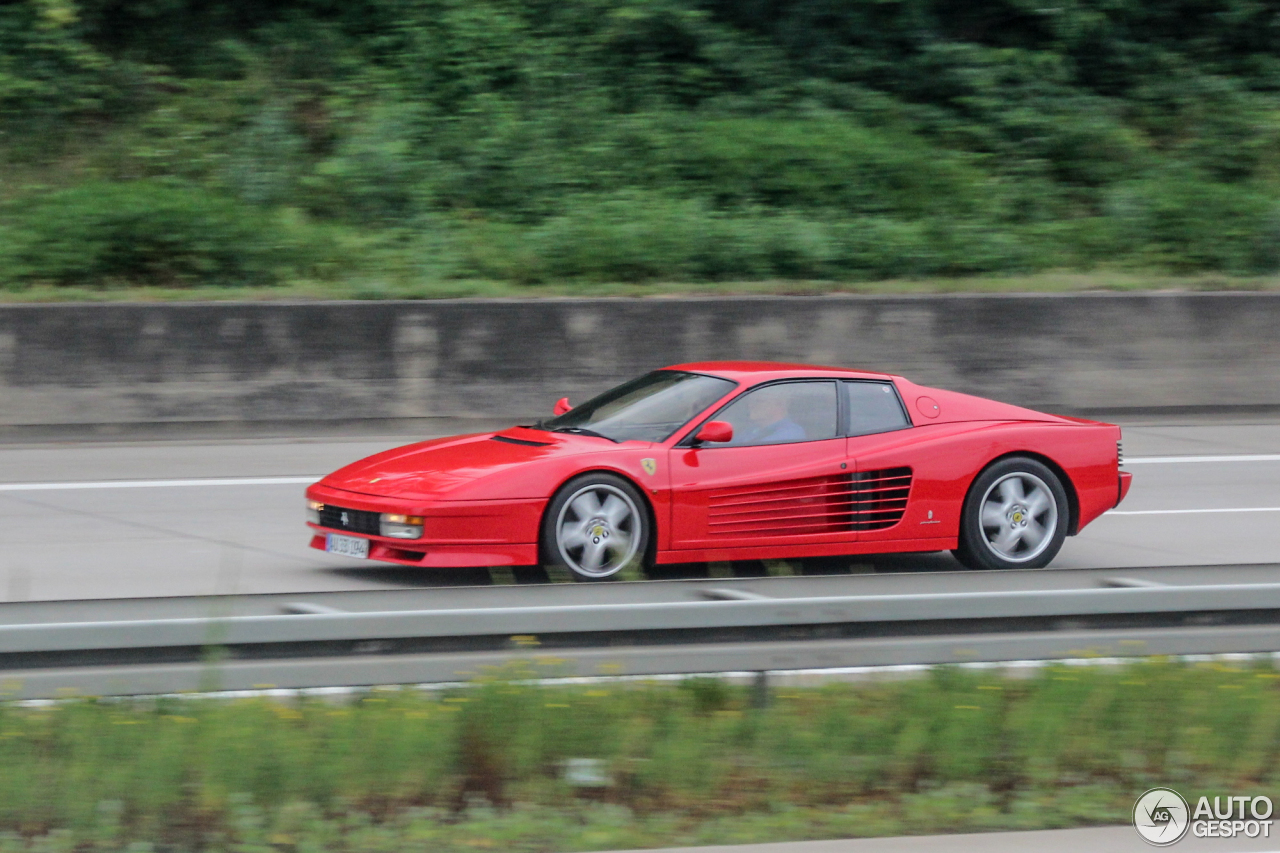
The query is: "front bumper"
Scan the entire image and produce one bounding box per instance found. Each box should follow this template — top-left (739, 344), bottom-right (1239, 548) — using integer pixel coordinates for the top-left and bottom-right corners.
top-left (306, 483), bottom-right (541, 568)
top-left (307, 532), bottom-right (537, 567)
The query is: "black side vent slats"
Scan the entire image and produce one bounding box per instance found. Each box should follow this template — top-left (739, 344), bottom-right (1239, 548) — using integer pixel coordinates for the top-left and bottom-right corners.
top-left (704, 467), bottom-right (913, 537)
top-left (491, 435), bottom-right (552, 447)
top-left (317, 505), bottom-right (381, 536)
top-left (844, 467), bottom-right (913, 531)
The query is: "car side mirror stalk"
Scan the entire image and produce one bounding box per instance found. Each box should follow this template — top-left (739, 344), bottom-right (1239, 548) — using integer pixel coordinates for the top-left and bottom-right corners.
top-left (553, 397), bottom-right (572, 416)
top-left (693, 420), bottom-right (733, 444)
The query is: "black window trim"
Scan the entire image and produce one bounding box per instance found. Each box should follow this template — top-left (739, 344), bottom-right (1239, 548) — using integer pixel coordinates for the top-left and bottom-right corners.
top-left (841, 379), bottom-right (913, 438)
top-left (677, 378), bottom-right (842, 448)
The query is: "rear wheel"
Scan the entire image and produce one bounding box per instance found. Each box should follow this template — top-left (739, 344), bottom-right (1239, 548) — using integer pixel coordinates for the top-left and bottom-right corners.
top-left (542, 473), bottom-right (650, 581)
top-left (953, 457), bottom-right (1068, 571)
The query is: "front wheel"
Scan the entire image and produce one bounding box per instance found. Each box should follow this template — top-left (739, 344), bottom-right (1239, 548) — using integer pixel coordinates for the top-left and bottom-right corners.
top-left (542, 473), bottom-right (650, 581)
top-left (953, 457), bottom-right (1069, 571)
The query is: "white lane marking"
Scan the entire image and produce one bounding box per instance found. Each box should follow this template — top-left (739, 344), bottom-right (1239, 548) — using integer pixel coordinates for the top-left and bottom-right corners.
top-left (1127, 454), bottom-right (1280, 464)
top-left (0, 476), bottom-right (319, 492)
top-left (1111, 507), bottom-right (1280, 516)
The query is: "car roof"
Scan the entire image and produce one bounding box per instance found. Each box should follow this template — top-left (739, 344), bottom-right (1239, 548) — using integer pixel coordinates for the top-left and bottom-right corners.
top-left (665, 361), bottom-right (900, 383)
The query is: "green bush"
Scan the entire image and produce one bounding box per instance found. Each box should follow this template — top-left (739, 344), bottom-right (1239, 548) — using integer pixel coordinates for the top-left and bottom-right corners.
top-left (0, 0), bottom-right (122, 127)
top-left (0, 181), bottom-right (304, 287)
top-left (451, 191), bottom-right (1043, 284)
top-left (1106, 171), bottom-right (1280, 274)
top-left (674, 117), bottom-right (995, 218)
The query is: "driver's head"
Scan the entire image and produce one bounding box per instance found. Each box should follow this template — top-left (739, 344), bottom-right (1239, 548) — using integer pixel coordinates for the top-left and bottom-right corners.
top-left (746, 393), bottom-right (789, 426)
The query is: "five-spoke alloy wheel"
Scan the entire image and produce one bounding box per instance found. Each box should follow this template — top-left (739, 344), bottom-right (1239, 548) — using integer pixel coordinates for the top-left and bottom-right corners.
top-left (954, 457), bottom-right (1069, 571)
top-left (542, 473), bottom-right (650, 581)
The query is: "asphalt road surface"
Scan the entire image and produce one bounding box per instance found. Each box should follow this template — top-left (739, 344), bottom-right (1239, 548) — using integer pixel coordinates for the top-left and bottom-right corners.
top-left (1, 420), bottom-right (1278, 602)
top-left (599, 825), bottom-right (1280, 853)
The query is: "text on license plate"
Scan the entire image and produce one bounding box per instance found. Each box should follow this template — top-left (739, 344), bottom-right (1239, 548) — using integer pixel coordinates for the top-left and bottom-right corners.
top-left (326, 533), bottom-right (369, 559)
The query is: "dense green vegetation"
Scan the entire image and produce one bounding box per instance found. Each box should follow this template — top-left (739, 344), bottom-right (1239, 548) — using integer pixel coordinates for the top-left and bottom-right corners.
top-left (2, 660), bottom-right (1280, 849)
top-left (4, 0), bottom-right (1280, 290)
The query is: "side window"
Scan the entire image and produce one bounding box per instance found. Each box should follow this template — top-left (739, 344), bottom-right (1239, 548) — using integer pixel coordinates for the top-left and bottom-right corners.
top-left (713, 381), bottom-right (838, 447)
top-left (844, 381), bottom-right (911, 436)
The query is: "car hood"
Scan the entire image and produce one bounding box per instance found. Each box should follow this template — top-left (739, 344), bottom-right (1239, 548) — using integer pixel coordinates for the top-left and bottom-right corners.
top-left (318, 428), bottom-right (593, 499)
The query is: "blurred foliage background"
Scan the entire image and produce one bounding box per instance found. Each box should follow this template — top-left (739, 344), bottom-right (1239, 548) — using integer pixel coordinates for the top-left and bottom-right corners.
top-left (4, 0), bottom-right (1280, 289)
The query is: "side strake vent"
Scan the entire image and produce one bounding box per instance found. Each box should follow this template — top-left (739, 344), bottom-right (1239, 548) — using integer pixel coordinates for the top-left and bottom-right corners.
top-left (706, 467), bottom-right (912, 537)
top-left (846, 467), bottom-right (913, 531)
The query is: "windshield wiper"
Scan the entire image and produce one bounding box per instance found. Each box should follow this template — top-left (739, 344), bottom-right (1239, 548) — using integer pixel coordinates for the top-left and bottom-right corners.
top-left (552, 426), bottom-right (619, 443)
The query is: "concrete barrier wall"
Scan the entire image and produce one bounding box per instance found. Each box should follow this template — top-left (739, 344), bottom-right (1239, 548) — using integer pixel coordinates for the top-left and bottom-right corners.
top-left (1, 293), bottom-right (1277, 433)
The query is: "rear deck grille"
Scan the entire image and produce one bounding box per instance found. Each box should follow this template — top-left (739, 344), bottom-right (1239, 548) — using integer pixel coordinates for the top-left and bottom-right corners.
top-left (317, 505), bottom-right (381, 536)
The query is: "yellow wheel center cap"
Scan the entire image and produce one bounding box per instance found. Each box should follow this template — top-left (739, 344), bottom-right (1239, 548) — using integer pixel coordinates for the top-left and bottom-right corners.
top-left (593, 525), bottom-right (605, 537)
top-left (1012, 512), bottom-right (1023, 524)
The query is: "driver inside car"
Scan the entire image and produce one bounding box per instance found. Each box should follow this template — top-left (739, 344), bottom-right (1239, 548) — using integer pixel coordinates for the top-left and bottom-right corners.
top-left (737, 390), bottom-right (805, 445)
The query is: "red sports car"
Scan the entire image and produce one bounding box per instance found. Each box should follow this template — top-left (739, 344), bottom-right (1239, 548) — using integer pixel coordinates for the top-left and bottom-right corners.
top-left (306, 362), bottom-right (1131, 580)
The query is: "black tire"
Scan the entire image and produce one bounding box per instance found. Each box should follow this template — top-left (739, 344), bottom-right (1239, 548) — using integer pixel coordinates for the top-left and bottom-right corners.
top-left (541, 473), bottom-right (650, 582)
top-left (953, 456), bottom-right (1069, 571)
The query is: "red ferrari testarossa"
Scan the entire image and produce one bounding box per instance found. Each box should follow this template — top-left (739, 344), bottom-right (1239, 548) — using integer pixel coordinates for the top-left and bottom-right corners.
top-left (306, 362), bottom-right (1131, 580)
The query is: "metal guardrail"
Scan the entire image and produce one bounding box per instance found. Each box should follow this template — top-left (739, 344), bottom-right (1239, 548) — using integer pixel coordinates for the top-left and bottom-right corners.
top-left (5, 583), bottom-right (1280, 655)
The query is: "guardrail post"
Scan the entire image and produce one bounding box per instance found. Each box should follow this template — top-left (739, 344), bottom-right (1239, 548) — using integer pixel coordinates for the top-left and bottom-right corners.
top-left (751, 671), bottom-right (769, 710)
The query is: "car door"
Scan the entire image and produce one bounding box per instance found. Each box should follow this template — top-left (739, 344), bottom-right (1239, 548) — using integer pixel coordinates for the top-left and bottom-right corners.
top-left (842, 380), bottom-right (932, 542)
top-left (666, 380), bottom-right (854, 555)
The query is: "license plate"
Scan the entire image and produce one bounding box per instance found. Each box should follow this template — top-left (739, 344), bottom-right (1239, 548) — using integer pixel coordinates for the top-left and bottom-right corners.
top-left (325, 533), bottom-right (369, 559)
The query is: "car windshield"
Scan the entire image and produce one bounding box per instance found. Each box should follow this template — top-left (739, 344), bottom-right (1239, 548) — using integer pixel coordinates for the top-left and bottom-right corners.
top-left (538, 371), bottom-right (736, 443)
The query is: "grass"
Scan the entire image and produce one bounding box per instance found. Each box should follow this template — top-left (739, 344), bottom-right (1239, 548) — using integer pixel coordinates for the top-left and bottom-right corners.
top-left (2, 272), bottom-right (1280, 304)
top-left (2, 657), bottom-right (1279, 850)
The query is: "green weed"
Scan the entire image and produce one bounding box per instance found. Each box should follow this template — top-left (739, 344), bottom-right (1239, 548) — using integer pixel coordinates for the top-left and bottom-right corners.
top-left (0, 659), bottom-right (1276, 849)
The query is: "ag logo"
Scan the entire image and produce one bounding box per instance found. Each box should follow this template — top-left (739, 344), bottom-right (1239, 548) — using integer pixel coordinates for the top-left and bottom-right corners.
top-left (640, 458), bottom-right (657, 476)
top-left (1134, 787), bottom-right (1190, 846)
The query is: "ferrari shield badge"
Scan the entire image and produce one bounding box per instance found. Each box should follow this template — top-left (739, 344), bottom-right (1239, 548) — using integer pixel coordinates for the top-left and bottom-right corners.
top-left (641, 458), bottom-right (657, 476)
